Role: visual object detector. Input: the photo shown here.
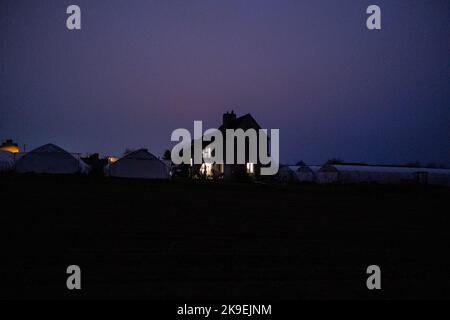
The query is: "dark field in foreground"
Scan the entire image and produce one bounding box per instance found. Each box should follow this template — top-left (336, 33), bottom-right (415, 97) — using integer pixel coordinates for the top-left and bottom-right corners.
top-left (0, 175), bottom-right (449, 299)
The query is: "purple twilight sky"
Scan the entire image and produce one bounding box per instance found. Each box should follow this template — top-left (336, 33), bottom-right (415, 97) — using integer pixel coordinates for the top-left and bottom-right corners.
top-left (1, 0), bottom-right (449, 165)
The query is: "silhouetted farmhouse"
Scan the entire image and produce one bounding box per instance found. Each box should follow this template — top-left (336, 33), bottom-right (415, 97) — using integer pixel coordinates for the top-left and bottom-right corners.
top-left (105, 149), bottom-right (170, 179)
top-left (191, 111), bottom-right (264, 180)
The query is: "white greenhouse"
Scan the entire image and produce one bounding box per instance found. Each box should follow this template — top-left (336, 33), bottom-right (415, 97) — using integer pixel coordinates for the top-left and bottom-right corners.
top-left (317, 164), bottom-right (450, 186)
top-left (105, 149), bottom-right (170, 180)
top-left (15, 143), bottom-right (89, 174)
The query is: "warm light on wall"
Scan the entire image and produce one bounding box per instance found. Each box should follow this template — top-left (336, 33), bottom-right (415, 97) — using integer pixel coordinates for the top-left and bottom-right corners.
top-left (0, 140), bottom-right (20, 153)
top-left (107, 156), bottom-right (119, 164)
top-left (0, 145), bottom-right (19, 153)
top-left (200, 163), bottom-right (213, 176)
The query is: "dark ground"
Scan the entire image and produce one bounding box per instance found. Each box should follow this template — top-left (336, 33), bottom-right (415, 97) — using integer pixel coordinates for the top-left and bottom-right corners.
top-left (0, 175), bottom-right (449, 299)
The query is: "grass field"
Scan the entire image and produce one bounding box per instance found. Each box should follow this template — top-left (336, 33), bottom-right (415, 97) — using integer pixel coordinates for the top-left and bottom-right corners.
top-left (0, 175), bottom-right (449, 299)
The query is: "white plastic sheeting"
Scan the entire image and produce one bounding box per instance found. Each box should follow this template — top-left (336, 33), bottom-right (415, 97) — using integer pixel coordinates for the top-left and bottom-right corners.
top-left (317, 164), bottom-right (450, 186)
top-left (277, 165), bottom-right (298, 181)
top-left (106, 149), bottom-right (170, 179)
top-left (296, 165), bottom-right (321, 182)
top-left (0, 150), bottom-right (14, 172)
top-left (15, 143), bottom-right (89, 174)
top-left (277, 165), bottom-right (322, 183)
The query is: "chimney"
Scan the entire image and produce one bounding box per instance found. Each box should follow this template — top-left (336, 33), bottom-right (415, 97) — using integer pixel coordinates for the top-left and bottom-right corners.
top-left (222, 110), bottom-right (236, 128)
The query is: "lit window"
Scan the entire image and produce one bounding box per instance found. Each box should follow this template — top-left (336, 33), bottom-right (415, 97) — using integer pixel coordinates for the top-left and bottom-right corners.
top-left (202, 147), bottom-right (212, 159)
top-left (246, 163), bottom-right (254, 174)
top-left (200, 163), bottom-right (213, 176)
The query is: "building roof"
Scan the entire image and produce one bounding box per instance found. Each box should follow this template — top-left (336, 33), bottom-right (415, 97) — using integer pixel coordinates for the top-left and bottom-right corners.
top-left (218, 113), bottom-right (262, 131)
top-left (108, 149), bottom-right (166, 169)
top-left (26, 143), bottom-right (69, 154)
top-left (15, 143), bottom-right (89, 173)
top-left (107, 149), bottom-right (169, 179)
top-left (194, 113), bottom-right (263, 151)
top-left (287, 165), bottom-right (321, 173)
top-left (119, 149), bottom-right (160, 161)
